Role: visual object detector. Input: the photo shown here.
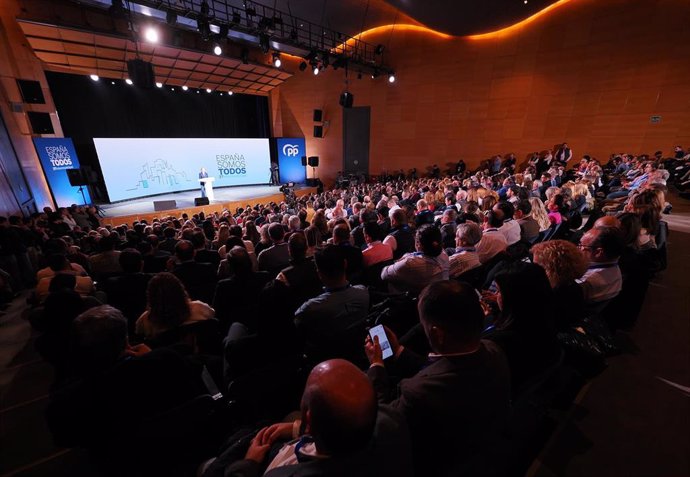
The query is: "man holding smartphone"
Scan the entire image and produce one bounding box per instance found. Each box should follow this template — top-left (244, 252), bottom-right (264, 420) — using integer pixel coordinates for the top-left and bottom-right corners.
top-left (365, 281), bottom-right (511, 477)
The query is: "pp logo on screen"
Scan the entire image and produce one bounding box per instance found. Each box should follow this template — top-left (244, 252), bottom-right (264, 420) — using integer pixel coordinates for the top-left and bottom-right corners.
top-left (282, 144), bottom-right (300, 157)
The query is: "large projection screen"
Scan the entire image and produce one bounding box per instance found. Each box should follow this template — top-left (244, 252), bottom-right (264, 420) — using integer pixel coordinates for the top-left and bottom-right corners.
top-left (94, 138), bottom-right (271, 202)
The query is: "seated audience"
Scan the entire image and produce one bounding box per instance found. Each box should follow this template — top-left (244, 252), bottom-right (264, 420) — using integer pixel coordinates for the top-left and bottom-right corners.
top-left (383, 209), bottom-right (415, 260)
top-left (136, 272), bottom-right (215, 339)
top-left (276, 233), bottom-right (322, 305)
top-left (365, 281), bottom-right (510, 476)
top-left (295, 245), bottom-right (369, 364)
top-left (495, 202), bottom-right (521, 245)
top-left (485, 262), bottom-right (561, 390)
top-left (202, 359), bottom-right (411, 477)
top-left (514, 199), bottom-right (540, 242)
top-left (448, 222), bottom-right (482, 278)
top-left (531, 240), bottom-right (588, 329)
top-left (35, 254), bottom-right (95, 303)
top-left (171, 239), bottom-right (217, 303)
top-left (576, 226), bottom-right (625, 304)
top-left (257, 223), bottom-right (290, 277)
top-left (476, 211), bottom-right (508, 264)
top-left (331, 223), bottom-right (363, 279)
top-left (87, 235), bottom-right (122, 279)
top-left (102, 248), bottom-right (152, 332)
top-left (381, 225), bottom-right (449, 294)
top-left (362, 222), bottom-right (393, 268)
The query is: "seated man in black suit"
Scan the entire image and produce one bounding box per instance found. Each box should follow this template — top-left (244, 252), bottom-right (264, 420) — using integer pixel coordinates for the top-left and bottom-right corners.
top-left (102, 248), bottom-right (152, 333)
top-left (331, 223), bottom-right (363, 280)
top-left (202, 359), bottom-right (412, 477)
top-left (46, 305), bottom-right (206, 476)
top-left (192, 230), bottom-right (221, 267)
top-left (365, 281), bottom-right (511, 477)
top-left (257, 223), bottom-right (290, 278)
top-left (171, 240), bottom-right (217, 304)
top-left (212, 246), bottom-right (270, 330)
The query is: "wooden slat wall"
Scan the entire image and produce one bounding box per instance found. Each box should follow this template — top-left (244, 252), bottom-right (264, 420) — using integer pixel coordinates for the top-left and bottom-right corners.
top-left (272, 0), bottom-right (690, 183)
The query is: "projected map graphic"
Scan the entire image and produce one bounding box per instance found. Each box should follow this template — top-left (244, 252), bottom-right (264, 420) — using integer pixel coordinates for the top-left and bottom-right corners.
top-left (127, 159), bottom-right (192, 192)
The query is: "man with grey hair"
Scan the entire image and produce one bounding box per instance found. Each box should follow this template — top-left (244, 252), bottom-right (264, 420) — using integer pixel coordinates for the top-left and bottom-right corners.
top-left (449, 222), bottom-right (482, 278)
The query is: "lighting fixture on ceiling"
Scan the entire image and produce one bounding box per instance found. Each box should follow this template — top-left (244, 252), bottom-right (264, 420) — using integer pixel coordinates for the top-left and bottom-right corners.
top-left (388, 73), bottom-right (396, 83)
top-left (181, 85), bottom-right (188, 91)
top-left (89, 74), bottom-right (99, 81)
top-left (228, 91), bottom-right (233, 95)
top-left (313, 65), bottom-right (320, 76)
top-left (125, 78), bottom-right (134, 85)
top-left (213, 44), bottom-right (223, 55)
top-left (259, 34), bottom-right (270, 54)
top-left (166, 10), bottom-right (177, 25)
top-left (156, 81), bottom-right (163, 88)
top-left (144, 26), bottom-right (159, 43)
top-left (272, 52), bottom-right (281, 68)
top-left (206, 88), bottom-right (212, 93)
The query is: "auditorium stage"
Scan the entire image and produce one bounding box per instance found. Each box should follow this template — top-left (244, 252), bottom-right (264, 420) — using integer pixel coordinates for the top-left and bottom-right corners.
top-left (98, 184), bottom-right (316, 226)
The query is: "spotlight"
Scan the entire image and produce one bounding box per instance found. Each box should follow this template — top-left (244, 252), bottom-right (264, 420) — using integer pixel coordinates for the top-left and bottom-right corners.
top-left (166, 10), bottom-right (177, 25)
top-left (299, 61), bottom-right (307, 71)
top-left (375, 44), bottom-right (385, 55)
top-left (228, 91), bottom-right (233, 95)
top-left (182, 85), bottom-right (188, 91)
top-left (213, 44), bottom-right (222, 55)
top-left (206, 88), bottom-right (212, 93)
top-left (89, 74), bottom-right (99, 81)
top-left (144, 26), bottom-right (159, 43)
top-left (259, 34), bottom-right (270, 54)
top-left (388, 73), bottom-right (396, 83)
top-left (196, 90), bottom-right (200, 94)
top-left (171, 88), bottom-right (175, 91)
top-left (313, 65), bottom-right (320, 75)
top-left (125, 78), bottom-right (133, 85)
top-left (156, 81), bottom-right (163, 88)
top-left (111, 81), bottom-right (115, 85)
top-left (272, 52), bottom-right (281, 68)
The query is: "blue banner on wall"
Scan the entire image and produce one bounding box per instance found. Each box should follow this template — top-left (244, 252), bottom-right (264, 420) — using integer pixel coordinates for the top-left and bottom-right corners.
top-left (276, 138), bottom-right (306, 184)
top-left (33, 137), bottom-right (91, 207)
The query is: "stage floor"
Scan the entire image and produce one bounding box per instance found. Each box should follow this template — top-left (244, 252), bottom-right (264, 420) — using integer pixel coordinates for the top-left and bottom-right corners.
top-left (99, 185), bottom-right (297, 217)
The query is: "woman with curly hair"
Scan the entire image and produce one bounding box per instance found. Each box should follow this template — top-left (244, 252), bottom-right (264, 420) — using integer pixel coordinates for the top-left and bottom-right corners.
top-left (135, 272), bottom-right (214, 338)
top-left (531, 240), bottom-right (588, 328)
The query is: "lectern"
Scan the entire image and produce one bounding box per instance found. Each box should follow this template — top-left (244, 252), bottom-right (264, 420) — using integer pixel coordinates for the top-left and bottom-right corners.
top-left (199, 177), bottom-right (215, 201)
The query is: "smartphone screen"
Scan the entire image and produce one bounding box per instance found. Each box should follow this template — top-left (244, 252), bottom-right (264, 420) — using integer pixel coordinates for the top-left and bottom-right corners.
top-left (369, 324), bottom-right (393, 360)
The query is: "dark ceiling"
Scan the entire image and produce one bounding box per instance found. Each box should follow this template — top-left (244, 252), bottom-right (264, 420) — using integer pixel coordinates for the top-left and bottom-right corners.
top-left (215, 0), bottom-right (562, 38)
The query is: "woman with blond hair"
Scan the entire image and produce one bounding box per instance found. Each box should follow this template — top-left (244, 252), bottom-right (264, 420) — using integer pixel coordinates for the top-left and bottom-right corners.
top-left (528, 197), bottom-right (552, 232)
top-left (531, 240), bottom-right (588, 328)
top-left (212, 224), bottom-right (230, 252)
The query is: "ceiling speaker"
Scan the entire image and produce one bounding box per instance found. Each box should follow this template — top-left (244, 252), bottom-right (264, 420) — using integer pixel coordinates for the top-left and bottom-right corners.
top-left (313, 125), bottom-right (323, 138)
top-left (313, 109), bottom-right (323, 122)
top-left (308, 156), bottom-right (319, 167)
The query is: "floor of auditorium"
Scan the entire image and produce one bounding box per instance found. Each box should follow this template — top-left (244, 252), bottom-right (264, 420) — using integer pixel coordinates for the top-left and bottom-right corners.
top-left (0, 197), bottom-right (688, 477)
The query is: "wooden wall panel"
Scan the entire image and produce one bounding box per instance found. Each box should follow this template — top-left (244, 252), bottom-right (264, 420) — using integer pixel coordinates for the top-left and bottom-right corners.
top-left (272, 0), bottom-right (690, 183)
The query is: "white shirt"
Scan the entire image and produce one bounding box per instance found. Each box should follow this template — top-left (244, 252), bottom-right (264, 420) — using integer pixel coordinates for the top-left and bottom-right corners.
top-left (576, 262), bottom-right (622, 303)
top-left (476, 229), bottom-right (508, 264)
top-left (499, 219), bottom-right (521, 245)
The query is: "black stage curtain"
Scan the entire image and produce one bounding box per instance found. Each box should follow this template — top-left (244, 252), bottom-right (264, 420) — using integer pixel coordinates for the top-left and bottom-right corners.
top-left (46, 71), bottom-right (271, 202)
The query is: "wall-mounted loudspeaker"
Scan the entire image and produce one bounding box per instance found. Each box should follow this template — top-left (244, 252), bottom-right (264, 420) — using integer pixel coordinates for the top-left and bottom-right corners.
top-left (127, 59), bottom-right (156, 88)
top-left (67, 169), bottom-right (88, 186)
top-left (339, 91), bottom-right (354, 108)
top-left (313, 125), bottom-right (323, 138)
top-left (308, 156), bottom-right (319, 167)
top-left (313, 109), bottom-right (323, 122)
top-left (301, 156), bottom-right (307, 166)
top-left (16, 79), bottom-right (46, 104)
top-left (27, 112), bottom-right (54, 134)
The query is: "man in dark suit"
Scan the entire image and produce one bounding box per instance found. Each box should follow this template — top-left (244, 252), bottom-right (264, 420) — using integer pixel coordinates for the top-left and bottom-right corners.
top-left (191, 230), bottom-right (220, 267)
top-left (365, 281), bottom-right (511, 477)
top-left (171, 240), bottom-right (217, 304)
top-left (102, 248), bottom-right (152, 333)
top-left (332, 224), bottom-right (363, 280)
top-left (202, 359), bottom-right (412, 477)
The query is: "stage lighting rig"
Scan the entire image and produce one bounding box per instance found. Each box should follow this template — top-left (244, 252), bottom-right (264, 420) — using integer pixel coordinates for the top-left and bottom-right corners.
top-left (197, 18), bottom-right (211, 41)
top-left (259, 34), bottom-right (270, 54)
top-left (272, 52), bottom-right (282, 68)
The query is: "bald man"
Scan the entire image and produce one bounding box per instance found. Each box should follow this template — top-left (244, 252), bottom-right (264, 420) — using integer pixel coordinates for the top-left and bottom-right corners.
top-left (204, 359), bottom-right (411, 477)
